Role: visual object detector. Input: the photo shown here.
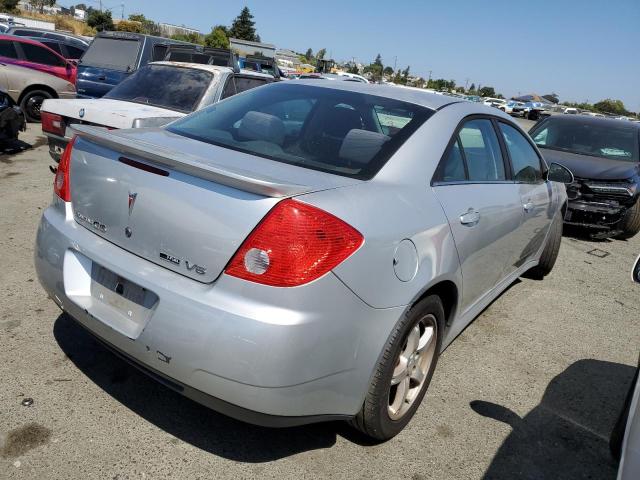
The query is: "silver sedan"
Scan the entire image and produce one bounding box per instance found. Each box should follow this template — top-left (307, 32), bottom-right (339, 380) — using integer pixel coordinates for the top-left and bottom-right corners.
top-left (35, 81), bottom-right (572, 440)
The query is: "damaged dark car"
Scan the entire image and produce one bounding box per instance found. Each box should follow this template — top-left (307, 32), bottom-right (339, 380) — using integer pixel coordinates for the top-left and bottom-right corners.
top-left (0, 88), bottom-right (26, 144)
top-left (530, 116), bottom-right (640, 239)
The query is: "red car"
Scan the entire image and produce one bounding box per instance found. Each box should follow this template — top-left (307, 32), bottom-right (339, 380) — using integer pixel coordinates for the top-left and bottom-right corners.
top-left (0, 35), bottom-right (76, 84)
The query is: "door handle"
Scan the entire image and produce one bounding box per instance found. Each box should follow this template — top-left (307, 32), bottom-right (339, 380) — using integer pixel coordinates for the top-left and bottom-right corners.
top-left (460, 209), bottom-right (480, 226)
top-left (523, 201), bottom-right (534, 213)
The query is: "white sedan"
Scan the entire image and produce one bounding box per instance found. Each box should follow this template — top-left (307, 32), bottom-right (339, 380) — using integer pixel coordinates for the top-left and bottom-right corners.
top-left (41, 61), bottom-right (275, 161)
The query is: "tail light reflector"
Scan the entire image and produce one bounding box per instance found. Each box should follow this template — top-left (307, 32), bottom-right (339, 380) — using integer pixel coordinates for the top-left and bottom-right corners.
top-left (41, 111), bottom-right (64, 136)
top-left (225, 199), bottom-right (363, 287)
top-left (54, 136), bottom-right (76, 202)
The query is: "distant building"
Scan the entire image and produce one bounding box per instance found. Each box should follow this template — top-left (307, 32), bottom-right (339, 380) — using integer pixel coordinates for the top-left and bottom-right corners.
top-left (229, 38), bottom-right (276, 59)
top-left (158, 23), bottom-right (200, 38)
top-left (275, 48), bottom-right (300, 68)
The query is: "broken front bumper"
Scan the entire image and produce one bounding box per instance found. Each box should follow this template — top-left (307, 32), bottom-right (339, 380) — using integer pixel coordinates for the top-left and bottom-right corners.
top-left (564, 199), bottom-right (627, 229)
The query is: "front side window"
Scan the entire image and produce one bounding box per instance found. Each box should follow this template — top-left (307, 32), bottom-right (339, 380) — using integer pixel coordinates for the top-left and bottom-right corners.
top-left (530, 118), bottom-right (639, 162)
top-left (500, 123), bottom-right (543, 183)
top-left (168, 83), bottom-right (433, 179)
top-left (458, 119), bottom-right (506, 181)
top-left (0, 40), bottom-right (18, 59)
top-left (20, 42), bottom-right (65, 66)
top-left (105, 64), bottom-right (213, 113)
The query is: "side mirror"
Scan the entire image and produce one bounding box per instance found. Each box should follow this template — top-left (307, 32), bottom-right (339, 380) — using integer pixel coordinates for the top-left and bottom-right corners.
top-left (546, 162), bottom-right (574, 184)
top-left (633, 255), bottom-right (640, 283)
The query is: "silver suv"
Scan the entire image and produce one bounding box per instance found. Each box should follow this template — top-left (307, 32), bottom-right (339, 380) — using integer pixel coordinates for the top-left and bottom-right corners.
top-left (35, 81), bottom-right (572, 440)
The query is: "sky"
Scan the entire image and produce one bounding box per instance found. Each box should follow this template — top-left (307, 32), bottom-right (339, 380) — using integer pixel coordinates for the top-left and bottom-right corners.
top-left (62, 0), bottom-right (640, 110)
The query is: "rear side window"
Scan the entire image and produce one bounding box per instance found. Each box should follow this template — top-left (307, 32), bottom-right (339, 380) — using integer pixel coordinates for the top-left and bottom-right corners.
top-left (20, 42), bottom-right (65, 66)
top-left (0, 39), bottom-right (18, 58)
top-left (458, 119), bottom-right (506, 181)
top-left (439, 139), bottom-right (466, 182)
top-left (66, 45), bottom-right (85, 59)
top-left (104, 64), bottom-right (213, 113)
top-left (80, 37), bottom-right (141, 71)
top-left (40, 40), bottom-right (62, 55)
top-left (499, 123), bottom-right (543, 183)
top-left (235, 76), bottom-right (268, 94)
top-left (168, 83), bottom-right (433, 179)
top-left (13, 29), bottom-right (42, 37)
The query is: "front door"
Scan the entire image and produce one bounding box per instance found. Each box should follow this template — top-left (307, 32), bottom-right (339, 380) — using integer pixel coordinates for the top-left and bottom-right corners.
top-left (498, 122), bottom-right (553, 263)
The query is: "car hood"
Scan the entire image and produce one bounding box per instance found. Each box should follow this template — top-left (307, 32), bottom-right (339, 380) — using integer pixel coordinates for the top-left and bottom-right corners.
top-left (539, 147), bottom-right (640, 180)
top-left (41, 98), bottom-right (183, 129)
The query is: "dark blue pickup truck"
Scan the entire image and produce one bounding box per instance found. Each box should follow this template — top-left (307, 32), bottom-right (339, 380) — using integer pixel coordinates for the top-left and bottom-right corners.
top-left (76, 31), bottom-right (191, 98)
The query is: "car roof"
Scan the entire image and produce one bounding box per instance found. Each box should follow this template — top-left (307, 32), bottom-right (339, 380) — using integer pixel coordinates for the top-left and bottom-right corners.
top-left (288, 79), bottom-right (457, 110)
top-left (540, 114), bottom-right (640, 129)
top-left (6, 27), bottom-right (87, 41)
top-left (149, 61), bottom-right (274, 78)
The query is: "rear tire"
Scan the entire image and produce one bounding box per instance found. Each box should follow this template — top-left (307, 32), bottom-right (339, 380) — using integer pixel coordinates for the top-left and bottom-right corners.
top-left (350, 295), bottom-right (444, 441)
top-left (20, 89), bottom-right (52, 122)
top-left (615, 200), bottom-right (640, 239)
top-left (527, 213), bottom-right (562, 279)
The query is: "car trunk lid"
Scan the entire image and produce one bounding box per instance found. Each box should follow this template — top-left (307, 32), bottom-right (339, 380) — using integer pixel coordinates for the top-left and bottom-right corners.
top-left (68, 125), bottom-right (358, 283)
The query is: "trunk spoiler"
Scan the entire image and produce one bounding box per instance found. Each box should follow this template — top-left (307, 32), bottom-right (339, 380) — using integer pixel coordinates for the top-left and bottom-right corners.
top-left (69, 125), bottom-right (311, 198)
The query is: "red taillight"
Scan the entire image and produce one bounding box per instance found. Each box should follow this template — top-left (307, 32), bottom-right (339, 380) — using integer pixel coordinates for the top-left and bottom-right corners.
top-left (225, 199), bottom-right (363, 287)
top-left (41, 111), bottom-right (64, 136)
top-left (54, 136), bottom-right (76, 202)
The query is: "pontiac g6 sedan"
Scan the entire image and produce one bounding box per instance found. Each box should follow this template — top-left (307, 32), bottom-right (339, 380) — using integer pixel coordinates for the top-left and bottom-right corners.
top-left (35, 81), bottom-right (572, 440)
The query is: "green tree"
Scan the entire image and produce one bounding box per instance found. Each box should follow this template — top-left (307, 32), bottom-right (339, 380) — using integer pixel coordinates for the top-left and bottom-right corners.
top-left (374, 53), bottom-right (382, 66)
top-left (127, 13), bottom-right (159, 35)
top-left (0, 0), bottom-right (20, 13)
top-left (29, 0), bottom-right (55, 13)
top-left (478, 86), bottom-right (496, 97)
top-left (204, 25), bottom-right (229, 48)
top-left (593, 98), bottom-right (628, 115)
top-left (171, 32), bottom-right (203, 44)
top-left (88, 10), bottom-right (114, 32)
top-left (316, 48), bottom-right (326, 60)
top-left (305, 48), bottom-right (313, 61)
top-left (383, 66), bottom-right (394, 76)
top-left (228, 6), bottom-right (257, 41)
top-left (347, 64), bottom-right (360, 74)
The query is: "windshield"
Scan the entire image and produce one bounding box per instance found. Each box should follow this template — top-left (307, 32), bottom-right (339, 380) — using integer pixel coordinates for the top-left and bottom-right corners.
top-left (105, 65), bottom-right (213, 113)
top-left (167, 83), bottom-right (433, 179)
top-left (80, 36), bottom-right (141, 71)
top-left (531, 118), bottom-right (639, 162)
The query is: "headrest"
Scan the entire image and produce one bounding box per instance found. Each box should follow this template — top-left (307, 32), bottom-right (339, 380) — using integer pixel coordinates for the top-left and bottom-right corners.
top-left (339, 129), bottom-right (390, 165)
top-left (238, 111), bottom-right (285, 146)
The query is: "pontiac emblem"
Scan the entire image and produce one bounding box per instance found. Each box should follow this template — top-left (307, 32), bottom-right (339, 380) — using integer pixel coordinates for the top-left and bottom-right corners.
top-left (128, 192), bottom-right (137, 216)
top-left (79, 108), bottom-right (85, 118)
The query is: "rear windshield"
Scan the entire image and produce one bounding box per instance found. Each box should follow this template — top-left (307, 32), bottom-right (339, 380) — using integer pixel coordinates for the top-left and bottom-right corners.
top-left (167, 83), bottom-right (432, 179)
top-left (531, 118), bottom-right (639, 162)
top-left (80, 36), bottom-right (141, 71)
top-left (105, 64), bottom-right (213, 113)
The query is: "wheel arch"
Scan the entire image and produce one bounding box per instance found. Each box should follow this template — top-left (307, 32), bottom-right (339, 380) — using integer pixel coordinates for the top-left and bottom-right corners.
top-left (411, 279), bottom-right (459, 328)
top-left (18, 84), bottom-right (58, 105)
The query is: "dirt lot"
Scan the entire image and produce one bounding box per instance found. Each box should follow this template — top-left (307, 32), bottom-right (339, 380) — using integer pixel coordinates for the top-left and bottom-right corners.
top-left (1, 123), bottom-right (639, 479)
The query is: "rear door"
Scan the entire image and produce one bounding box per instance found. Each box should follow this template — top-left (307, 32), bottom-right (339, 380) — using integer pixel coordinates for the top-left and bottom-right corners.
top-left (498, 121), bottom-right (553, 262)
top-left (432, 117), bottom-right (524, 313)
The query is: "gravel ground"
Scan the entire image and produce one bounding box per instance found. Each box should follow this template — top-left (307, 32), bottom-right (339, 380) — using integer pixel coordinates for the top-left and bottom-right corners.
top-left (1, 121), bottom-right (639, 480)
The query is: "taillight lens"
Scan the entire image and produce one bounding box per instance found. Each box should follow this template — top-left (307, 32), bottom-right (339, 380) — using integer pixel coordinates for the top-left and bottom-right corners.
top-left (54, 136), bottom-right (76, 202)
top-left (41, 111), bottom-right (64, 136)
top-left (225, 199), bottom-right (363, 287)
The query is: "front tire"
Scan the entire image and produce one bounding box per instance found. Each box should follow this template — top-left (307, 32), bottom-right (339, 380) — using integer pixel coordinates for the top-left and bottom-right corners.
top-left (615, 200), bottom-right (640, 239)
top-left (527, 213), bottom-right (562, 279)
top-left (350, 295), bottom-right (444, 441)
top-left (20, 89), bottom-right (52, 122)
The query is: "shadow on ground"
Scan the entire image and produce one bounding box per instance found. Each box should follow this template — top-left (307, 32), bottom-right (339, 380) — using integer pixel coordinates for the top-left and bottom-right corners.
top-left (0, 138), bottom-right (33, 156)
top-left (53, 314), bottom-right (352, 462)
top-left (470, 359), bottom-right (635, 479)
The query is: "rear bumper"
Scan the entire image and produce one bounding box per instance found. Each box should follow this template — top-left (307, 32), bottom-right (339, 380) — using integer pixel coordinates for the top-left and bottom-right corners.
top-left (35, 202), bottom-right (404, 423)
